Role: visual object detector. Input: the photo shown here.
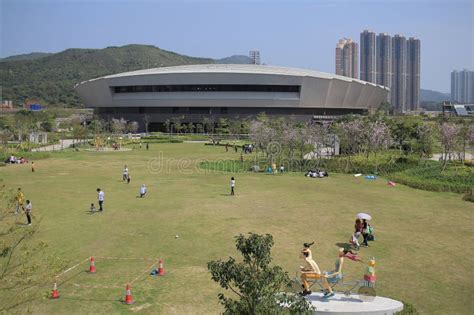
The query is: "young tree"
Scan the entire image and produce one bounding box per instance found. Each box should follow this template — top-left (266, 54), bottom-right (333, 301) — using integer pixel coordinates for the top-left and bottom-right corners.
top-left (187, 122), bottom-right (196, 134)
top-left (281, 122), bottom-right (299, 169)
top-left (412, 123), bottom-right (434, 159)
top-left (457, 120), bottom-right (473, 163)
top-left (334, 119), bottom-right (364, 171)
top-left (171, 116), bottom-right (183, 134)
top-left (0, 185), bottom-right (67, 312)
top-left (88, 118), bottom-right (104, 137)
top-left (164, 119), bottom-right (171, 134)
top-left (126, 121), bottom-right (139, 134)
top-left (110, 118), bottom-right (127, 136)
top-left (143, 114), bottom-right (151, 135)
top-left (438, 122), bottom-right (460, 170)
top-left (208, 233), bottom-right (313, 314)
top-left (195, 123), bottom-right (204, 134)
top-left (216, 118), bottom-right (230, 135)
top-left (202, 117), bottom-right (215, 134)
top-left (364, 120), bottom-right (392, 158)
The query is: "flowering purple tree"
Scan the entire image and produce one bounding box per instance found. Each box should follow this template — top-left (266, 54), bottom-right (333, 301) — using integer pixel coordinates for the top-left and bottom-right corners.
top-left (306, 122), bottom-right (330, 161)
top-left (336, 119), bottom-right (365, 156)
top-left (364, 120), bottom-right (392, 158)
top-left (249, 120), bottom-right (279, 164)
top-left (439, 122), bottom-right (460, 170)
top-left (281, 122), bottom-right (299, 163)
top-left (456, 121), bottom-right (474, 163)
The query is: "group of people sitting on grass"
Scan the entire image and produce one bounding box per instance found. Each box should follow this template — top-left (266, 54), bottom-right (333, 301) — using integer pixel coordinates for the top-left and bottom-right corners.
top-left (305, 168), bottom-right (329, 178)
top-left (4, 155), bottom-right (28, 164)
top-left (242, 144), bottom-right (254, 154)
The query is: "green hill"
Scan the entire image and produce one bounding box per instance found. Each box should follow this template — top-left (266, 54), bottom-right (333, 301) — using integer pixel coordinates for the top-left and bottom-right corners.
top-left (0, 45), bottom-right (215, 106)
top-left (420, 88), bottom-right (450, 102)
top-left (0, 52), bottom-right (53, 62)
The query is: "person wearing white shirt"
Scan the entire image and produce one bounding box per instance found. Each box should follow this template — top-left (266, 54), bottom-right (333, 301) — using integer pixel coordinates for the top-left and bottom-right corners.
top-left (140, 184), bottom-right (147, 198)
top-left (230, 177), bottom-right (235, 196)
top-left (123, 165), bottom-right (129, 181)
top-left (97, 188), bottom-right (104, 211)
top-left (24, 200), bottom-right (32, 225)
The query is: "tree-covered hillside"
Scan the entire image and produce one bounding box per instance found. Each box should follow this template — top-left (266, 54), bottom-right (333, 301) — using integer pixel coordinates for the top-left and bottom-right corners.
top-left (0, 45), bottom-right (215, 107)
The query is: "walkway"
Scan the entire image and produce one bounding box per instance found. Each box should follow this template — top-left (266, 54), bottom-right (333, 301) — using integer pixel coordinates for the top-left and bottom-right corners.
top-left (31, 139), bottom-right (77, 152)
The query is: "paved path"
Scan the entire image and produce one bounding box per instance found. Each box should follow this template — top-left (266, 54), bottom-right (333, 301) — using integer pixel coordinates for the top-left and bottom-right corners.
top-left (431, 152), bottom-right (473, 161)
top-left (32, 139), bottom-right (77, 152)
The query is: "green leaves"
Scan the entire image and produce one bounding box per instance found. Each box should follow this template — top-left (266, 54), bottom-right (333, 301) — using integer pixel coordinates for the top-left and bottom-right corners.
top-left (207, 232), bottom-right (313, 314)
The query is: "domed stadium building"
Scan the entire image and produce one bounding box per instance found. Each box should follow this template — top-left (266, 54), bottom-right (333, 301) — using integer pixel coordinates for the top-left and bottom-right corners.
top-left (74, 64), bottom-right (389, 131)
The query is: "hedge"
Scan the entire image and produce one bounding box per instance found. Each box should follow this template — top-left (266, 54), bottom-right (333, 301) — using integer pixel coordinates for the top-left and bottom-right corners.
top-left (389, 164), bottom-right (473, 194)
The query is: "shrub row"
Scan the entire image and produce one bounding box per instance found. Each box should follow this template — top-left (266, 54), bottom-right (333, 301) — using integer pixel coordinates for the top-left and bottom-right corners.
top-left (309, 154), bottom-right (420, 175)
top-left (199, 160), bottom-right (248, 173)
top-left (389, 164), bottom-right (473, 194)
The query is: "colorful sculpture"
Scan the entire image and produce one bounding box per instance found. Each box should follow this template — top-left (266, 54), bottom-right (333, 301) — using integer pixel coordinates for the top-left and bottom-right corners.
top-left (299, 242), bottom-right (321, 296)
top-left (363, 257), bottom-right (376, 287)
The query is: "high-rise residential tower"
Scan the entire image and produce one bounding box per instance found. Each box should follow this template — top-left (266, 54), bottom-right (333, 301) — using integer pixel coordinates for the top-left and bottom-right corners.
top-left (376, 33), bottom-right (392, 102)
top-left (249, 51), bottom-right (261, 65)
top-left (391, 34), bottom-right (407, 112)
top-left (335, 38), bottom-right (359, 79)
top-left (406, 37), bottom-right (421, 111)
top-left (360, 30), bottom-right (376, 83)
top-left (451, 69), bottom-right (474, 103)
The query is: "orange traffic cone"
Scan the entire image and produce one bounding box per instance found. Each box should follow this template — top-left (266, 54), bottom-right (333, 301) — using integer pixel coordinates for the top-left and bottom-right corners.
top-left (158, 259), bottom-right (165, 276)
top-left (124, 284), bottom-right (134, 305)
top-left (51, 282), bottom-right (60, 299)
top-left (89, 256), bottom-right (96, 273)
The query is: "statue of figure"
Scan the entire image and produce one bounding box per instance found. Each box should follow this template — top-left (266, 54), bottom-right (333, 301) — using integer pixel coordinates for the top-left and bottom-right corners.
top-left (299, 242), bottom-right (321, 296)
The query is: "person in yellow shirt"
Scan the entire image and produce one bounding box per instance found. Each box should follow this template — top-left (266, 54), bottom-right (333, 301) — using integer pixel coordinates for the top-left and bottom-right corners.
top-left (15, 188), bottom-right (25, 214)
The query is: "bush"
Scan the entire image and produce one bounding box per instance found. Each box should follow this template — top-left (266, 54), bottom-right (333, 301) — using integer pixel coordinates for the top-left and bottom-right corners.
top-left (395, 301), bottom-right (419, 314)
top-left (390, 163), bottom-right (473, 194)
top-left (199, 160), bottom-right (248, 173)
top-left (0, 151), bottom-right (51, 161)
top-left (463, 192), bottom-right (474, 202)
top-left (307, 153), bottom-right (421, 175)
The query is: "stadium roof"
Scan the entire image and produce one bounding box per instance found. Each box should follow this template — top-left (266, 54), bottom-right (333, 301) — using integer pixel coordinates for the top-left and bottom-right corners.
top-left (79, 64), bottom-right (389, 90)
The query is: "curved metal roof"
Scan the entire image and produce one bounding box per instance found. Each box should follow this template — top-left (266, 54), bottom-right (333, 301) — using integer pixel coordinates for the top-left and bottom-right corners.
top-left (79, 64), bottom-right (389, 90)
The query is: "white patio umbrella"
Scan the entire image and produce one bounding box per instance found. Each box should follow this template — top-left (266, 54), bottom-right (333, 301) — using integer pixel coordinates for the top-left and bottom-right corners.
top-left (356, 213), bottom-right (372, 220)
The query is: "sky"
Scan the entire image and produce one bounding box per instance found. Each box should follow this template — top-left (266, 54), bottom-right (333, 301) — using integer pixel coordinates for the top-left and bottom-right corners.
top-left (1, 0), bottom-right (473, 92)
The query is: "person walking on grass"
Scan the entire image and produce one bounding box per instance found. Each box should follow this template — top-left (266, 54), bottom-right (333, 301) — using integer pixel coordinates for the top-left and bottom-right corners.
top-left (15, 188), bottom-right (25, 214)
top-left (230, 177), bottom-right (235, 196)
top-left (140, 184), bottom-right (147, 198)
top-left (361, 219), bottom-right (369, 247)
top-left (146, 143), bottom-right (149, 150)
top-left (31, 161), bottom-right (35, 172)
top-left (123, 165), bottom-right (129, 181)
top-left (97, 188), bottom-right (104, 212)
top-left (24, 200), bottom-right (32, 226)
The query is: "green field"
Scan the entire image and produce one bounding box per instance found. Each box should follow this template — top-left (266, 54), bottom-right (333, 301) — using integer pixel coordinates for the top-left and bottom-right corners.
top-left (1, 143), bottom-right (473, 314)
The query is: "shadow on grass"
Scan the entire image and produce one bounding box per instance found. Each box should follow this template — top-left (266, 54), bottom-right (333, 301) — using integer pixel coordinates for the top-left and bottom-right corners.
top-left (335, 242), bottom-right (353, 249)
top-left (58, 296), bottom-right (119, 303)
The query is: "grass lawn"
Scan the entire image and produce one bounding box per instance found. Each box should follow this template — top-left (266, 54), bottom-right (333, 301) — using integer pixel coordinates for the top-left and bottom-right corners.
top-left (1, 143), bottom-right (473, 314)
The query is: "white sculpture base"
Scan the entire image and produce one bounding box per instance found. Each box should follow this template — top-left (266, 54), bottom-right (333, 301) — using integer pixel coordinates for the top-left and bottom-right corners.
top-left (306, 292), bottom-right (403, 314)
